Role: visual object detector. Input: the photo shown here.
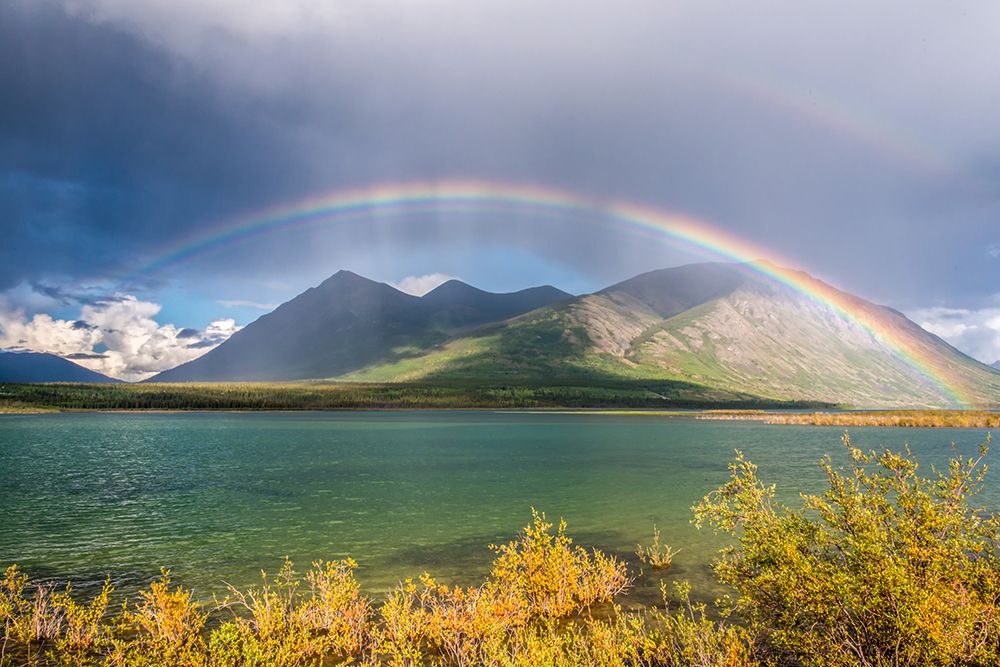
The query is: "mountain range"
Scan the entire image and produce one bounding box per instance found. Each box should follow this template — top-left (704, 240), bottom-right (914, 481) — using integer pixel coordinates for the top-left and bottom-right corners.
top-left (147, 262), bottom-right (1000, 408)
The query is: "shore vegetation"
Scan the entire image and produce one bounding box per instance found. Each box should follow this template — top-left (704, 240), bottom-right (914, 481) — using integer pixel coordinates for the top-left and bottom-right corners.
top-left (0, 381), bottom-right (827, 412)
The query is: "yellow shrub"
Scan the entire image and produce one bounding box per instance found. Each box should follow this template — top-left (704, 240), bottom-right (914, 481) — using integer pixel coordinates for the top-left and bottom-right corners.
top-left (3, 565), bottom-right (62, 665)
top-left (489, 510), bottom-right (630, 618)
top-left (50, 579), bottom-right (113, 664)
top-left (376, 578), bottom-right (431, 666)
top-left (209, 557), bottom-right (371, 666)
top-left (694, 436), bottom-right (1000, 666)
top-left (110, 570), bottom-right (208, 667)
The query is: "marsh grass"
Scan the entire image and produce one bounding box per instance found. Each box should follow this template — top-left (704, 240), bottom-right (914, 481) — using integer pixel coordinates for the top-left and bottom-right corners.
top-left (635, 525), bottom-right (681, 570)
top-left (704, 409), bottom-right (1000, 428)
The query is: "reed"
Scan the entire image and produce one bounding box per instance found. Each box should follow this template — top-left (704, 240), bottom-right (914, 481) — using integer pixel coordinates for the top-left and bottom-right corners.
top-left (635, 525), bottom-right (681, 570)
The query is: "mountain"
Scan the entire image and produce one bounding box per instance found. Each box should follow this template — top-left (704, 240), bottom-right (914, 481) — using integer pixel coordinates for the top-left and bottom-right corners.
top-left (993, 361), bottom-right (1000, 371)
top-left (0, 351), bottom-right (118, 383)
top-left (150, 271), bottom-right (571, 382)
top-left (150, 263), bottom-right (1000, 408)
top-left (344, 262), bottom-right (1000, 408)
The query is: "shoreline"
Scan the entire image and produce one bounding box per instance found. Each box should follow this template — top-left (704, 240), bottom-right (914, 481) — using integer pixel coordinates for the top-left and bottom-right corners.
top-left (3, 404), bottom-right (999, 427)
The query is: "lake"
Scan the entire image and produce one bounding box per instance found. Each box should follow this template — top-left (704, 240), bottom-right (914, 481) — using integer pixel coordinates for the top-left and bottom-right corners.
top-left (1, 411), bottom-right (995, 606)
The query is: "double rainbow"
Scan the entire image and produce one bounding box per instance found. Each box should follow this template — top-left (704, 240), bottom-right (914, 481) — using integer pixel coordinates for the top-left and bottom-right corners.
top-left (128, 180), bottom-right (969, 406)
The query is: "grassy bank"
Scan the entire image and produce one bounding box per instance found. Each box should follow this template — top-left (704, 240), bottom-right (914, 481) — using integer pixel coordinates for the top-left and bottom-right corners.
top-left (2, 440), bottom-right (997, 666)
top-left (0, 380), bottom-right (828, 412)
top-left (704, 409), bottom-right (1000, 428)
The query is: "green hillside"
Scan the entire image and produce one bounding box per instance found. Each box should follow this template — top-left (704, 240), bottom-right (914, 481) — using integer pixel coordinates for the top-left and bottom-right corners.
top-left (343, 264), bottom-right (1000, 408)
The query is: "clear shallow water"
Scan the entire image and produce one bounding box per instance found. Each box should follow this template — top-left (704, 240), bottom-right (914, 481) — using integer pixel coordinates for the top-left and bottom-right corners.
top-left (0, 411), bottom-right (995, 606)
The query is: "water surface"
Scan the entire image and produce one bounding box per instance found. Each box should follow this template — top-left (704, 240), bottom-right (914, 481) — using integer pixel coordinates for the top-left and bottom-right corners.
top-left (1, 411), bottom-right (994, 604)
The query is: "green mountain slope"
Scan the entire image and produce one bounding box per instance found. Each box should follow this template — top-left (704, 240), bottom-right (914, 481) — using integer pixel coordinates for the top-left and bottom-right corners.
top-left (345, 263), bottom-right (1000, 408)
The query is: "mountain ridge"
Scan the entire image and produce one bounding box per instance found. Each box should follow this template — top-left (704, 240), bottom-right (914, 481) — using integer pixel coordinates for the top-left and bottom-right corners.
top-left (146, 263), bottom-right (1000, 408)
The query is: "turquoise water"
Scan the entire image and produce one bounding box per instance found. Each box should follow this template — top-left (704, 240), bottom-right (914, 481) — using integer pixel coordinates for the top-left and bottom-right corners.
top-left (0, 411), bottom-right (995, 605)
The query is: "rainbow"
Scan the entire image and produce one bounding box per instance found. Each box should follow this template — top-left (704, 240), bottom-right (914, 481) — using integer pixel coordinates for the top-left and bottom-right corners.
top-left (127, 180), bottom-right (969, 406)
top-left (717, 71), bottom-right (949, 179)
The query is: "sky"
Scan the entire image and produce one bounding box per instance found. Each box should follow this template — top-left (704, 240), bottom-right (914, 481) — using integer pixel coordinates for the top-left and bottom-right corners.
top-left (2, 0), bottom-right (1000, 379)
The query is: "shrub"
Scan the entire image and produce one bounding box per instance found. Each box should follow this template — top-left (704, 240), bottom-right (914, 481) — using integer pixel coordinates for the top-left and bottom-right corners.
top-left (371, 511), bottom-right (630, 666)
top-left (642, 582), bottom-right (760, 667)
top-left (110, 570), bottom-right (208, 666)
top-left (693, 434), bottom-right (1000, 666)
top-left (1, 565), bottom-right (63, 665)
top-left (489, 509), bottom-right (630, 618)
top-left (209, 557), bottom-right (371, 666)
top-left (50, 579), bottom-right (113, 664)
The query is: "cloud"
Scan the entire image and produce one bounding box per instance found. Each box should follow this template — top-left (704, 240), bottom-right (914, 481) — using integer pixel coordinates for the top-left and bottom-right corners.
top-left (64, 0), bottom-right (344, 53)
top-left (390, 273), bottom-right (459, 296)
top-left (910, 305), bottom-right (1000, 364)
top-left (0, 293), bottom-right (240, 380)
top-left (65, 352), bottom-right (109, 359)
top-left (218, 299), bottom-right (278, 310)
top-left (3, 0), bottom-right (1000, 320)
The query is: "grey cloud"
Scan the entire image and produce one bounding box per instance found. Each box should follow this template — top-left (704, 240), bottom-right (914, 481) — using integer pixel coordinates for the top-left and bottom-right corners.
top-left (65, 352), bottom-right (109, 359)
top-left (2, 0), bottom-right (1000, 322)
top-left (185, 339), bottom-right (221, 349)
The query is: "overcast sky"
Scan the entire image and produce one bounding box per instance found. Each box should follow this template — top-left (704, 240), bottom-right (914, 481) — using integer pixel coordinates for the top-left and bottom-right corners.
top-left (2, 0), bottom-right (1000, 378)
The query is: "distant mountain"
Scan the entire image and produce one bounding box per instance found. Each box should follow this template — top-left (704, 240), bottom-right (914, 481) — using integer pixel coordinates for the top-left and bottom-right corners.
top-left (346, 262), bottom-right (1000, 408)
top-left (0, 351), bottom-right (118, 383)
top-left (992, 361), bottom-right (1000, 371)
top-left (150, 271), bottom-right (571, 382)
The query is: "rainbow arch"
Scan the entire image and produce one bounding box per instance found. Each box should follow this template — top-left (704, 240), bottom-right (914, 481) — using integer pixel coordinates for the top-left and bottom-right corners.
top-left (128, 180), bottom-right (969, 406)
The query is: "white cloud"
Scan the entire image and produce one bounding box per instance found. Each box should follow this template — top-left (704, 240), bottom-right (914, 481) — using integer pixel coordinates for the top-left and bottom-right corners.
top-left (389, 273), bottom-right (459, 296)
top-left (911, 304), bottom-right (1000, 365)
top-left (218, 299), bottom-right (278, 310)
top-left (0, 292), bottom-right (241, 381)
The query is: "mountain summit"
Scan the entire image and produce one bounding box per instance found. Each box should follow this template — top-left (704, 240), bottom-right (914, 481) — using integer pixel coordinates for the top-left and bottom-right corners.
top-left (150, 273), bottom-right (571, 382)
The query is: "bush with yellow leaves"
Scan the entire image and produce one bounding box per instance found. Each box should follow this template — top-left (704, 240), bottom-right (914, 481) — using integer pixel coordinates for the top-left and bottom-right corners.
top-left (489, 509), bottom-right (630, 618)
top-left (694, 434), bottom-right (1000, 666)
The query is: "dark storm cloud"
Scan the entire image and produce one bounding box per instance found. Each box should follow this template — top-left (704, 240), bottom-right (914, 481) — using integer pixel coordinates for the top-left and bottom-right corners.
top-left (0, 0), bottom-right (326, 290)
top-left (2, 0), bottom-right (1000, 312)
